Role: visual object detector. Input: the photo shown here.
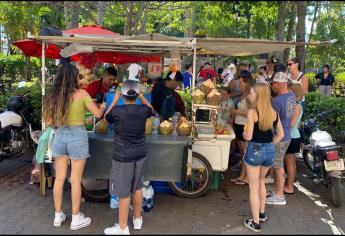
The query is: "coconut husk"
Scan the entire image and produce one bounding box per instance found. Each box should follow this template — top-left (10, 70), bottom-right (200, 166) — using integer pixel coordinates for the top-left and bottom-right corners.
top-left (207, 89), bottom-right (222, 106)
top-left (191, 89), bottom-right (205, 104)
top-left (159, 120), bottom-right (172, 135)
top-left (94, 119), bottom-right (108, 134)
top-left (145, 117), bottom-right (154, 135)
top-left (178, 121), bottom-right (191, 136)
top-left (199, 79), bottom-right (215, 95)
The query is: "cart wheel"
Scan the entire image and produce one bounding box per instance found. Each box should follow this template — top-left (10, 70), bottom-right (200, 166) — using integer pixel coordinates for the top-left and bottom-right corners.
top-left (168, 152), bottom-right (212, 198)
top-left (81, 179), bottom-right (110, 203)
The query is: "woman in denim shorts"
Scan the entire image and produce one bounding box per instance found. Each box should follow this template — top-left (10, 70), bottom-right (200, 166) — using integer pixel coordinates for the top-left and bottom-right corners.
top-left (242, 83), bottom-right (284, 233)
top-left (43, 64), bottom-right (106, 231)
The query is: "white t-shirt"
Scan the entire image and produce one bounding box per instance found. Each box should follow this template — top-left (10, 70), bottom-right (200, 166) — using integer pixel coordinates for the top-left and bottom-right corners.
top-left (235, 99), bottom-right (248, 125)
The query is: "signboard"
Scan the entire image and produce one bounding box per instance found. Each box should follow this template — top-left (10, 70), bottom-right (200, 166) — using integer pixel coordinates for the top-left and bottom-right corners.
top-left (147, 62), bottom-right (163, 77)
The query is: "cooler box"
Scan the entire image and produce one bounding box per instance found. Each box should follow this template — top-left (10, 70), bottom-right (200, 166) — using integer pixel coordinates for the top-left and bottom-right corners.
top-left (105, 92), bottom-right (151, 108)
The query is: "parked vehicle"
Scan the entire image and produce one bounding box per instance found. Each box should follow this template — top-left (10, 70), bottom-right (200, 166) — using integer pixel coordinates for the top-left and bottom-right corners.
top-left (302, 111), bottom-right (344, 207)
top-left (0, 91), bottom-right (33, 160)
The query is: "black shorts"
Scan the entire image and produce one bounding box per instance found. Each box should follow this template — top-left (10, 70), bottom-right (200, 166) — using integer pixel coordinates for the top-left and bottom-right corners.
top-left (286, 138), bottom-right (301, 154)
top-left (234, 124), bottom-right (245, 141)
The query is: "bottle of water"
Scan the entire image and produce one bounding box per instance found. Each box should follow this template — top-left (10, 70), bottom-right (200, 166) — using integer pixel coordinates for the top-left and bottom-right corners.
top-left (171, 112), bottom-right (178, 136)
top-left (110, 194), bottom-right (119, 209)
top-left (152, 114), bottom-right (160, 135)
top-left (142, 181), bottom-right (154, 212)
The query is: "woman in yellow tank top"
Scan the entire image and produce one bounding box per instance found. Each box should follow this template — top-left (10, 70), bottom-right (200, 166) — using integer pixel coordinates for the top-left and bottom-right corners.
top-left (43, 63), bottom-right (106, 231)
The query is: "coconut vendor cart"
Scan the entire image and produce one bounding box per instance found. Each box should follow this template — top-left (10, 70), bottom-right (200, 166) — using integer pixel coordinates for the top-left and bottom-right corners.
top-left (13, 32), bottom-right (336, 201)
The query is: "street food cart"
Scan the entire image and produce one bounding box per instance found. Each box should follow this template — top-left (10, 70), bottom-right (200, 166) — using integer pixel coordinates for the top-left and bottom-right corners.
top-left (13, 31), bottom-right (335, 201)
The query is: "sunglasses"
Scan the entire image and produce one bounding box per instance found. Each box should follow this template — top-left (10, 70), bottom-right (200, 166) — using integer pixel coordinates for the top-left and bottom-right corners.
top-left (287, 62), bottom-right (295, 66)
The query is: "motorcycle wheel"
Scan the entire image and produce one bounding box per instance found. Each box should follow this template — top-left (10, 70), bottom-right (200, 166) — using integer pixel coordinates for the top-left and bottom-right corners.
top-left (329, 176), bottom-right (343, 207)
top-left (168, 152), bottom-right (212, 198)
top-left (7, 129), bottom-right (26, 158)
top-left (81, 179), bottom-right (110, 203)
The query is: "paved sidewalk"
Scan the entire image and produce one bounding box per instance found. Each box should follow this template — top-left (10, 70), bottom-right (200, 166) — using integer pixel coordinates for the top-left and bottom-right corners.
top-left (0, 156), bottom-right (344, 234)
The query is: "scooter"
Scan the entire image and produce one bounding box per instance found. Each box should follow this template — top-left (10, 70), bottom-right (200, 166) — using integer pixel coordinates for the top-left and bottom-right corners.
top-left (0, 92), bottom-right (33, 160)
top-left (302, 111), bottom-right (344, 207)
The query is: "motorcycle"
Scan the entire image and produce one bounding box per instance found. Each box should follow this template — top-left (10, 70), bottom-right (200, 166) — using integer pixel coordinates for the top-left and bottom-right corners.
top-left (0, 91), bottom-right (33, 160)
top-left (302, 110), bottom-right (344, 207)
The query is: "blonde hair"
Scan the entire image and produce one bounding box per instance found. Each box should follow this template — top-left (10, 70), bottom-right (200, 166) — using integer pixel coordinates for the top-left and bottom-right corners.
top-left (288, 83), bottom-right (304, 102)
top-left (252, 83), bottom-right (276, 131)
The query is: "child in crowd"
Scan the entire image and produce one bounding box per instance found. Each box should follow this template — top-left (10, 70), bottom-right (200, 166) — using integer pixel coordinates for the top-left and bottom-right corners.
top-left (104, 80), bottom-right (153, 235)
top-left (284, 83), bottom-right (304, 194)
top-left (218, 87), bottom-right (235, 128)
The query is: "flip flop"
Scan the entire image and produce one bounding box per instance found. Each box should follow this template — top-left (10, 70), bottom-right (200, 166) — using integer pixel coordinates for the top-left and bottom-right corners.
top-left (284, 191), bottom-right (295, 194)
top-left (229, 177), bottom-right (240, 183)
top-left (234, 180), bottom-right (248, 185)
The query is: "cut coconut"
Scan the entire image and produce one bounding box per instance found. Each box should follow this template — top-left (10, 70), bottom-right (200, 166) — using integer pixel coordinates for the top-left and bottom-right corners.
top-left (207, 89), bottom-right (222, 106)
top-left (191, 89), bottom-right (206, 104)
top-left (200, 79), bottom-right (215, 95)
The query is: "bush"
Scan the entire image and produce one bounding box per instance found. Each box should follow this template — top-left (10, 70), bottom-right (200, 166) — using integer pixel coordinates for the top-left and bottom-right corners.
top-left (304, 91), bottom-right (345, 143)
top-left (335, 72), bottom-right (345, 85)
top-left (305, 72), bottom-right (318, 92)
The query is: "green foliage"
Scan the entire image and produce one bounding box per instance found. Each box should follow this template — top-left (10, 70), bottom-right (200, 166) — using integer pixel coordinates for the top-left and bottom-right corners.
top-left (176, 89), bottom-right (192, 119)
top-left (305, 71), bottom-right (318, 92)
top-left (304, 91), bottom-right (345, 142)
top-left (335, 72), bottom-right (345, 85)
top-left (0, 54), bottom-right (41, 83)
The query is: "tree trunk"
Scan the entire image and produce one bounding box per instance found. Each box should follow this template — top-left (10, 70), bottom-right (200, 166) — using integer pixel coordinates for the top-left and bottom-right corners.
top-left (97, 1), bottom-right (107, 26)
top-left (124, 2), bottom-right (133, 36)
top-left (140, 7), bottom-right (149, 35)
top-left (70, 2), bottom-right (79, 28)
top-left (183, 5), bottom-right (194, 67)
top-left (308, 1), bottom-right (321, 41)
top-left (275, 1), bottom-right (286, 61)
top-left (295, 1), bottom-right (307, 71)
top-left (283, 3), bottom-right (297, 63)
top-left (63, 1), bottom-right (69, 28)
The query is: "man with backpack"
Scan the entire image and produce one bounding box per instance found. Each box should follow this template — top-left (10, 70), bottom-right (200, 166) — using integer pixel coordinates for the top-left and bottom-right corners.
top-left (151, 71), bottom-right (186, 120)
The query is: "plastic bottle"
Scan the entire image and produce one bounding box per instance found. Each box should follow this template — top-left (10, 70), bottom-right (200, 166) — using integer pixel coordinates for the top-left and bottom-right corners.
top-left (110, 194), bottom-right (119, 209)
top-left (152, 114), bottom-right (160, 135)
top-left (171, 112), bottom-right (178, 136)
top-left (142, 181), bottom-right (154, 212)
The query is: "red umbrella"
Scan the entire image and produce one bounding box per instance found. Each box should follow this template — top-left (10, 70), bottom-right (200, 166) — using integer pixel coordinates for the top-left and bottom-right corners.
top-left (11, 25), bottom-right (160, 65)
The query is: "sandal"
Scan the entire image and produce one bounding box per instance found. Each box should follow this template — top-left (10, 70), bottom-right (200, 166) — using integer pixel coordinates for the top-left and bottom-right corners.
top-left (229, 177), bottom-right (240, 183)
top-left (234, 179), bottom-right (248, 185)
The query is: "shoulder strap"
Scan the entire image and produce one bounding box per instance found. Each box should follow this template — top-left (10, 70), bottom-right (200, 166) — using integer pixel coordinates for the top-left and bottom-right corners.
top-left (297, 72), bottom-right (304, 82)
top-left (98, 78), bottom-right (103, 92)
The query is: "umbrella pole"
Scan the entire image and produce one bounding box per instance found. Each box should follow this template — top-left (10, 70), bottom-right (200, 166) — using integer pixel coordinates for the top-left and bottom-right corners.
top-left (41, 41), bottom-right (46, 131)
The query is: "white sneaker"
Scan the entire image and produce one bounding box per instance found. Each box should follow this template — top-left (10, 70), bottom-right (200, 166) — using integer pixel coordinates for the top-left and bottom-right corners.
top-left (70, 212), bottom-right (91, 230)
top-left (104, 224), bottom-right (130, 235)
top-left (53, 212), bottom-right (66, 227)
top-left (133, 216), bottom-right (143, 230)
top-left (266, 195), bottom-right (287, 205)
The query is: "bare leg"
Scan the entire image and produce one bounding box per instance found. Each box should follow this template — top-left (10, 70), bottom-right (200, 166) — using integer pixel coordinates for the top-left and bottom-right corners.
top-left (53, 156), bottom-right (69, 213)
top-left (259, 166), bottom-right (270, 213)
top-left (132, 190), bottom-right (143, 219)
top-left (246, 164), bottom-right (260, 224)
top-left (238, 140), bottom-right (248, 182)
top-left (274, 167), bottom-right (285, 197)
top-left (119, 197), bottom-right (131, 230)
top-left (284, 154), bottom-right (296, 193)
top-left (70, 159), bottom-right (86, 215)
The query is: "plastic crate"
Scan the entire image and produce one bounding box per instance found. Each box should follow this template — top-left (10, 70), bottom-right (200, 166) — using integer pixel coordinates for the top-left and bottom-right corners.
top-left (150, 181), bottom-right (173, 194)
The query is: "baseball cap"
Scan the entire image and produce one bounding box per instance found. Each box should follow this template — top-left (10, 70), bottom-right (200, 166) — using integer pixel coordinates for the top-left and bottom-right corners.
top-left (272, 72), bottom-right (288, 83)
top-left (121, 80), bottom-right (140, 98)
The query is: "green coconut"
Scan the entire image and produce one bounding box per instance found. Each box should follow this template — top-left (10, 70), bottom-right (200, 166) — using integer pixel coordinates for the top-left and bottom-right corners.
top-left (94, 119), bottom-right (108, 134)
top-left (159, 120), bottom-right (172, 135)
top-left (145, 117), bottom-right (154, 135)
top-left (199, 79), bottom-right (215, 95)
top-left (207, 89), bottom-right (222, 106)
top-left (192, 89), bottom-right (206, 104)
top-left (178, 121), bottom-right (191, 136)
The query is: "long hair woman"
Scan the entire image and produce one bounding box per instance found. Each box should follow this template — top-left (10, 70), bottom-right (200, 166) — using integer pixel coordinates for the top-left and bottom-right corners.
top-left (242, 83), bottom-right (284, 232)
top-left (43, 63), bottom-right (106, 230)
top-left (229, 70), bottom-right (253, 185)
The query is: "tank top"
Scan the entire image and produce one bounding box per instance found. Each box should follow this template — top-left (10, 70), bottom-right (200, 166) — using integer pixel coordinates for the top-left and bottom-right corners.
top-left (63, 95), bottom-right (93, 126)
top-left (288, 72), bottom-right (305, 102)
top-left (235, 98), bottom-right (248, 125)
top-left (251, 113), bottom-right (278, 143)
top-left (291, 103), bottom-right (303, 139)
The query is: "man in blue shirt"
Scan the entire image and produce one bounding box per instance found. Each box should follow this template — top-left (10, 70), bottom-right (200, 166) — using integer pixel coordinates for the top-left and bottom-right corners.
top-left (266, 72), bottom-right (296, 206)
top-left (182, 63), bottom-right (193, 90)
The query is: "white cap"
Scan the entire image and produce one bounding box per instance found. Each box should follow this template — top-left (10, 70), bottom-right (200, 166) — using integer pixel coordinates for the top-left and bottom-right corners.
top-left (272, 72), bottom-right (288, 83)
